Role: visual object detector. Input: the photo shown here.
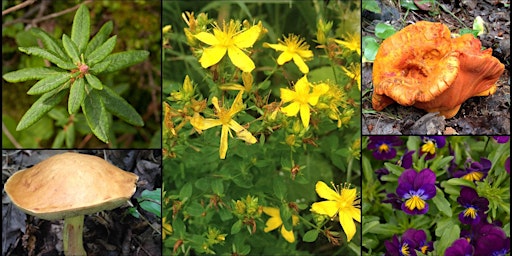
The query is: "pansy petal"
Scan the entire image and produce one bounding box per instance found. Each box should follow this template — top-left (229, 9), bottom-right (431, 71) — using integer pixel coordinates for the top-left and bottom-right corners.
top-left (280, 88), bottom-right (297, 103)
top-left (292, 54), bottom-right (309, 73)
top-left (277, 51), bottom-right (293, 65)
top-left (315, 181), bottom-right (341, 201)
top-left (299, 104), bottom-right (311, 127)
top-left (414, 169), bottom-right (436, 189)
top-left (233, 25), bottom-right (260, 48)
top-left (280, 226), bottom-right (296, 243)
top-left (281, 102), bottom-right (300, 117)
top-left (418, 184), bottom-right (437, 199)
top-left (311, 201), bottom-right (339, 217)
top-left (194, 32), bottom-right (219, 45)
top-left (339, 211), bottom-right (357, 242)
top-left (227, 46), bottom-right (255, 72)
top-left (219, 125), bottom-right (229, 159)
top-left (199, 46), bottom-right (227, 68)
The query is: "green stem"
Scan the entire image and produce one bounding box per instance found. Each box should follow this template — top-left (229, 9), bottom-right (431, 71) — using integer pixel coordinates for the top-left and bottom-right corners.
top-left (346, 156), bottom-right (353, 182)
top-left (63, 215), bottom-right (86, 256)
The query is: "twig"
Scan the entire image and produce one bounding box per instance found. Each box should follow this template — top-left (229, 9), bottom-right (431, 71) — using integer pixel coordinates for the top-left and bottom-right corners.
top-left (2, 121), bottom-right (22, 149)
top-left (2, 0), bottom-right (37, 16)
top-left (31, 0), bottom-right (92, 24)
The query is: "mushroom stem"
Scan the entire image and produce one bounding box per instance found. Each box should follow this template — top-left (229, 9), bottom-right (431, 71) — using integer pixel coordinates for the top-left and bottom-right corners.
top-left (63, 215), bottom-right (86, 256)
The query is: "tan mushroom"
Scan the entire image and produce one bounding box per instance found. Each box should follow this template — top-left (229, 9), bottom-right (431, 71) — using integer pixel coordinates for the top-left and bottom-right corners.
top-left (4, 152), bottom-right (139, 256)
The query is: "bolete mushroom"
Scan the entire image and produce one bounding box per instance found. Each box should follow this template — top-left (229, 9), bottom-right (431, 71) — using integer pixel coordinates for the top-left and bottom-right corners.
top-left (4, 152), bottom-right (139, 256)
top-left (372, 21), bottom-right (505, 118)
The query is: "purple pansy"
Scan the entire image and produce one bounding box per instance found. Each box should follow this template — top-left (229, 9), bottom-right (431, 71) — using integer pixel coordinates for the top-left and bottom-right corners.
top-left (457, 187), bottom-right (489, 225)
top-left (399, 150), bottom-right (415, 169)
top-left (383, 193), bottom-right (403, 210)
top-left (472, 224), bottom-right (510, 256)
top-left (453, 158), bottom-right (492, 182)
top-left (375, 168), bottom-right (390, 183)
top-left (367, 136), bottom-right (403, 160)
top-left (445, 238), bottom-right (474, 256)
top-left (396, 169), bottom-right (437, 215)
top-left (420, 136), bottom-right (446, 160)
top-left (492, 136), bottom-right (510, 144)
top-left (384, 229), bottom-right (433, 256)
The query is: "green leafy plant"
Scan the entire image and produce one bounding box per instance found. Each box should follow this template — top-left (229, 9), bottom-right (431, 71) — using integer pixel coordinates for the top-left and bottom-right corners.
top-left (3, 4), bottom-right (149, 143)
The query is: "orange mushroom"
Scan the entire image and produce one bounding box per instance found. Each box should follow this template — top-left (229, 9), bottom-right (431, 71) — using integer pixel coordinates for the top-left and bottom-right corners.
top-left (372, 21), bottom-right (505, 118)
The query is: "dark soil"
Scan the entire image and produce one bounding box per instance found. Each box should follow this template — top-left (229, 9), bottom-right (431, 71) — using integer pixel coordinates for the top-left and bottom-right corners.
top-left (362, 0), bottom-right (510, 135)
top-left (2, 150), bottom-right (162, 256)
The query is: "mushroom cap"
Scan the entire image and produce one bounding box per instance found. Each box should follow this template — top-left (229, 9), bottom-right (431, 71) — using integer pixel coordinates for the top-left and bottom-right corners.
top-left (372, 21), bottom-right (504, 118)
top-left (4, 152), bottom-right (139, 220)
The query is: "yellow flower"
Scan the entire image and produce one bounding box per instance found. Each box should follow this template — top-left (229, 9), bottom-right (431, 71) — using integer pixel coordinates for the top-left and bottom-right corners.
top-left (194, 20), bottom-right (261, 72)
top-left (341, 63), bottom-right (361, 91)
top-left (190, 91), bottom-right (257, 159)
top-left (280, 76), bottom-right (329, 128)
top-left (262, 207), bottom-right (299, 243)
top-left (162, 217), bottom-right (173, 240)
top-left (334, 32), bottom-right (361, 56)
top-left (311, 181), bottom-right (361, 242)
top-left (264, 34), bottom-right (313, 74)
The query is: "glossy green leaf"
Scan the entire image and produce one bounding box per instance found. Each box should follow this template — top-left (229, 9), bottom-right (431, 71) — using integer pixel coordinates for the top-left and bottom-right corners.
top-left (71, 4), bottom-right (90, 53)
top-left (138, 188), bottom-right (162, 218)
top-left (84, 73), bottom-right (103, 90)
top-left (375, 23), bottom-right (396, 39)
top-left (68, 78), bottom-right (86, 114)
top-left (102, 50), bottom-right (149, 73)
top-left (62, 34), bottom-right (80, 63)
top-left (85, 21), bottom-right (113, 56)
top-left (88, 59), bottom-right (111, 74)
top-left (437, 223), bottom-right (460, 255)
top-left (362, 36), bottom-right (379, 62)
top-left (98, 86), bottom-right (144, 126)
top-left (82, 90), bottom-right (110, 143)
top-left (3, 67), bottom-right (62, 82)
top-left (17, 89), bottom-right (67, 131)
top-left (30, 28), bottom-right (68, 60)
top-left (86, 35), bottom-right (116, 65)
top-left (432, 187), bottom-right (452, 217)
top-left (19, 47), bottom-right (76, 70)
top-left (27, 73), bottom-right (70, 95)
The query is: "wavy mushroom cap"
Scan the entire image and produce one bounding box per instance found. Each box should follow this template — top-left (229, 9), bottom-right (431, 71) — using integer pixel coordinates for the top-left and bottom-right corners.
top-left (4, 152), bottom-right (139, 220)
top-left (372, 21), bottom-right (504, 118)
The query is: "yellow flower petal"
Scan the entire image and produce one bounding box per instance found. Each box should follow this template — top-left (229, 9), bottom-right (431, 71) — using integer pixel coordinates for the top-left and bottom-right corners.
top-left (294, 76), bottom-right (310, 95)
top-left (299, 103), bottom-right (311, 128)
top-left (233, 25), bottom-right (261, 48)
top-left (220, 125), bottom-right (229, 159)
top-left (227, 46), bottom-right (255, 72)
top-left (194, 31), bottom-right (219, 45)
top-left (199, 45), bottom-right (227, 69)
top-left (277, 51), bottom-right (293, 65)
top-left (281, 102), bottom-right (300, 117)
top-left (308, 83), bottom-right (329, 105)
top-left (280, 88), bottom-right (296, 103)
top-left (315, 181), bottom-right (341, 201)
top-left (297, 49), bottom-right (313, 59)
top-left (228, 120), bottom-right (257, 144)
top-left (263, 42), bottom-right (288, 52)
top-left (311, 201), bottom-right (339, 217)
top-left (280, 226), bottom-right (295, 243)
top-left (190, 113), bottom-right (222, 131)
top-left (339, 211), bottom-right (357, 242)
top-left (292, 54), bottom-right (309, 73)
top-left (263, 207), bottom-right (282, 232)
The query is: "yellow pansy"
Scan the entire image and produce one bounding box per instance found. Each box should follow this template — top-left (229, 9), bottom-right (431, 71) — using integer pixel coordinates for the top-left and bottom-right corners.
top-left (194, 20), bottom-right (261, 72)
top-left (311, 181), bottom-right (361, 242)
top-left (262, 207), bottom-right (299, 243)
top-left (280, 76), bottom-right (329, 128)
top-left (264, 34), bottom-right (313, 73)
top-left (190, 91), bottom-right (257, 159)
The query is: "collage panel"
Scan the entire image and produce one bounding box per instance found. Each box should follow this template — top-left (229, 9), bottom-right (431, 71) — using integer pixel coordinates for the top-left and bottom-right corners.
top-left (2, 149), bottom-right (162, 255)
top-left (2, 1), bottom-right (162, 148)
top-left (361, 1), bottom-right (509, 135)
top-left (361, 136), bottom-right (510, 255)
top-left (162, 1), bottom-right (361, 255)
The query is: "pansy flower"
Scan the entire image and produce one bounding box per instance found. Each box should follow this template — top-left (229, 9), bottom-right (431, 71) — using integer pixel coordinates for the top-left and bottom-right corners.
top-left (419, 136), bottom-right (446, 160)
top-left (445, 238), bottom-right (474, 256)
top-left (472, 223), bottom-right (510, 256)
top-left (367, 136), bottom-right (403, 160)
top-left (492, 136), bottom-right (510, 144)
top-left (375, 168), bottom-right (390, 183)
top-left (398, 150), bottom-right (415, 169)
top-left (383, 193), bottom-right (403, 211)
top-left (453, 158), bottom-right (491, 182)
top-left (396, 169), bottom-right (436, 215)
top-left (384, 229), bottom-right (432, 256)
top-left (457, 187), bottom-right (489, 225)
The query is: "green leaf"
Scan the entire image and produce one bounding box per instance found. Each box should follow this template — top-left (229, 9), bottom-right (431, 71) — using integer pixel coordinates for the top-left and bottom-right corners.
top-left (303, 230), bottom-right (319, 242)
top-left (30, 28), bottom-right (68, 60)
top-left (437, 223), bottom-right (460, 255)
top-left (82, 90), bottom-right (110, 143)
top-left (179, 182), bottom-right (193, 201)
top-left (84, 73), bottom-right (103, 90)
top-left (52, 130), bottom-right (65, 148)
top-left (3, 67), bottom-right (62, 82)
top-left (71, 4), bottom-right (90, 53)
top-left (27, 73), bottom-right (70, 95)
top-left (138, 188), bottom-right (162, 218)
top-left (19, 47), bottom-right (76, 70)
top-left (102, 50), bottom-right (149, 73)
top-left (68, 78), bottom-right (86, 114)
top-left (89, 59), bottom-right (111, 74)
top-left (231, 219), bottom-right (243, 234)
top-left (362, 36), bottom-right (379, 62)
top-left (86, 35), bottom-right (116, 65)
top-left (65, 123), bottom-right (75, 148)
top-left (17, 89), bottom-right (67, 131)
top-left (432, 187), bottom-right (452, 217)
top-left (362, 0), bottom-right (381, 13)
top-left (85, 21), bottom-right (114, 56)
top-left (98, 86), bottom-right (144, 126)
top-left (211, 179), bottom-right (224, 195)
top-left (62, 34), bottom-right (80, 63)
top-left (375, 23), bottom-right (396, 39)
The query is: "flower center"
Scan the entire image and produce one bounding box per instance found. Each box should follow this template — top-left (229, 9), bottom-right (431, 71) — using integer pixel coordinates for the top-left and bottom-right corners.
top-left (217, 109), bottom-right (232, 125)
top-left (421, 140), bottom-right (436, 155)
top-left (378, 143), bottom-right (390, 153)
top-left (400, 243), bottom-right (410, 256)
top-left (421, 244), bottom-right (429, 254)
top-left (463, 207), bottom-right (477, 219)
top-left (405, 195), bottom-right (426, 210)
top-left (462, 171), bottom-right (484, 182)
